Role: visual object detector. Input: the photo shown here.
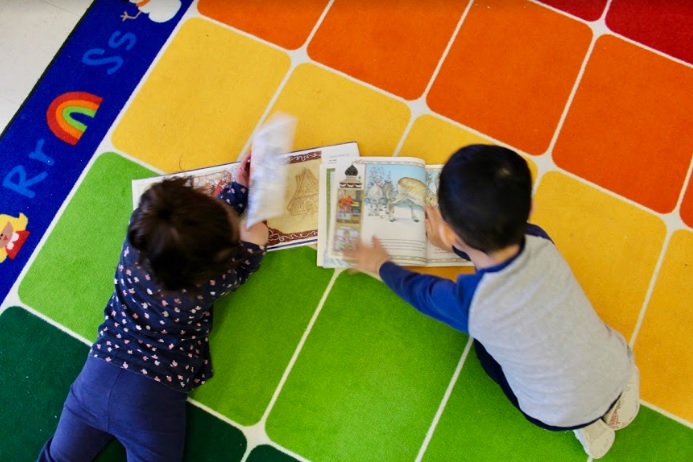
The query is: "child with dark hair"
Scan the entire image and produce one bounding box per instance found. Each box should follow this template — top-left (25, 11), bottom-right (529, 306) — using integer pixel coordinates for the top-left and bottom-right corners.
top-left (38, 153), bottom-right (268, 462)
top-left (346, 144), bottom-right (639, 459)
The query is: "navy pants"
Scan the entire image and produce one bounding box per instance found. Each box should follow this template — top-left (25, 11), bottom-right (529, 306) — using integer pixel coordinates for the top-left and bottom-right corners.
top-left (37, 356), bottom-right (187, 462)
top-left (474, 339), bottom-right (597, 432)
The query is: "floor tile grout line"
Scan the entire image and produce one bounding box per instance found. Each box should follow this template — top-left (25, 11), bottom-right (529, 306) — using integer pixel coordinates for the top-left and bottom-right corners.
top-left (182, 399), bottom-right (312, 462)
top-left (301, 0), bottom-right (335, 51)
top-left (415, 336), bottom-right (475, 462)
top-left (391, 0), bottom-right (474, 158)
top-left (628, 155), bottom-right (693, 350)
top-left (0, 303), bottom-right (92, 346)
top-left (641, 399), bottom-right (693, 430)
top-left (543, 162), bottom-right (691, 234)
top-left (541, 15), bottom-right (601, 158)
top-left (527, 0), bottom-right (693, 70)
top-left (258, 268), bottom-right (343, 424)
top-left (419, 0), bottom-right (474, 101)
top-left (236, 0), bottom-right (338, 160)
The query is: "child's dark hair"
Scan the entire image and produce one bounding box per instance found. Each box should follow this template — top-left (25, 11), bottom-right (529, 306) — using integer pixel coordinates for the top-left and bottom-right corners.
top-left (438, 144), bottom-right (532, 253)
top-left (128, 177), bottom-right (242, 291)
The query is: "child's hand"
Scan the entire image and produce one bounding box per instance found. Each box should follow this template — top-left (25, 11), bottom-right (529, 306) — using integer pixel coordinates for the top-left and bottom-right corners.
top-left (240, 220), bottom-right (268, 247)
top-left (343, 236), bottom-right (391, 275)
top-left (425, 205), bottom-right (451, 251)
top-left (235, 151), bottom-right (252, 187)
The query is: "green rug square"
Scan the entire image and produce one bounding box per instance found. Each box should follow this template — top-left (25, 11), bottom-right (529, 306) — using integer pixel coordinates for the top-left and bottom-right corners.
top-left (422, 346), bottom-right (693, 461)
top-left (421, 349), bottom-right (585, 462)
top-left (0, 306), bottom-right (247, 461)
top-left (266, 270), bottom-right (468, 460)
top-left (19, 152), bottom-right (154, 341)
top-left (192, 246), bottom-right (335, 425)
top-left (247, 445), bottom-right (299, 462)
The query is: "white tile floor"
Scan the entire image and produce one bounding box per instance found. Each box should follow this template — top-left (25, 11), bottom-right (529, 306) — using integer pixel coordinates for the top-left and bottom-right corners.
top-left (0, 0), bottom-right (92, 134)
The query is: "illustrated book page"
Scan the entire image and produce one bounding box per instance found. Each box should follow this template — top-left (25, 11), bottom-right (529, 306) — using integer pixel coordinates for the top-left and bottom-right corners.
top-left (317, 157), bottom-right (472, 268)
top-left (132, 141), bottom-right (360, 251)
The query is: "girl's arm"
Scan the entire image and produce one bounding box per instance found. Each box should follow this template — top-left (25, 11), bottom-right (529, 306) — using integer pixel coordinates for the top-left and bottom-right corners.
top-left (217, 151), bottom-right (252, 215)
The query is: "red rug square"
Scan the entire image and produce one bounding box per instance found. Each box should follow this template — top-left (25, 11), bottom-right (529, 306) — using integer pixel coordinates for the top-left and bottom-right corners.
top-left (606, 0), bottom-right (693, 64)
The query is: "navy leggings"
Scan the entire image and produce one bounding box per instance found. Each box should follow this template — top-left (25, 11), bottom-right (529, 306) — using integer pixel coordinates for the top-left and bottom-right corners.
top-left (473, 340), bottom-right (598, 432)
top-left (37, 356), bottom-right (188, 462)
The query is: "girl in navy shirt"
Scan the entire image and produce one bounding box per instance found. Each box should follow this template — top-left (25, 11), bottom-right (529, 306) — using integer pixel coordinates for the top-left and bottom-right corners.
top-left (39, 153), bottom-right (268, 462)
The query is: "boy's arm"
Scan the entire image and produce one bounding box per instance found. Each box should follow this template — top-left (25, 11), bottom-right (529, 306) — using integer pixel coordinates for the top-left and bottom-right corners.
top-left (345, 236), bottom-right (477, 334)
top-left (379, 262), bottom-right (477, 334)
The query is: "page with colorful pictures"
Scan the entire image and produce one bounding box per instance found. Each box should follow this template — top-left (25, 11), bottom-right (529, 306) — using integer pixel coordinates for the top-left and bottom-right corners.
top-left (317, 164), bottom-right (350, 268)
top-left (131, 163), bottom-right (238, 209)
top-left (266, 142), bottom-right (360, 250)
top-left (422, 165), bottom-right (473, 267)
top-left (132, 142), bottom-right (360, 251)
top-left (326, 157), bottom-right (430, 266)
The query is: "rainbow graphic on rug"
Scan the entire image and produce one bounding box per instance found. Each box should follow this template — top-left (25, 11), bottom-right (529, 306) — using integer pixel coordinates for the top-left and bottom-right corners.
top-left (46, 91), bottom-right (103, 146)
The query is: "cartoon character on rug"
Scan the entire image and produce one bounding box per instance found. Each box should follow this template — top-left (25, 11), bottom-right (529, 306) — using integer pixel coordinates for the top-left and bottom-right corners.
top-left (0, 212), bottom-right (30, 262)
top-left (121, 0), bottom-right (182, 24)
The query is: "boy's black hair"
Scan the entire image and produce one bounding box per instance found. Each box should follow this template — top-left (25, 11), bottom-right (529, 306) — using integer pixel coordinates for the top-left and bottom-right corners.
top-left (128, 177), bottom-right (242, 291)
top-left (438, 144), bottom-right (532, 253)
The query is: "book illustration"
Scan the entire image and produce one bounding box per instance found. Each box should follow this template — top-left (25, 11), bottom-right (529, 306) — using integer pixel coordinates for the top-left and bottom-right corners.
top-left (365, 166), bottom-right (437, 223)
top-left (287, 167), bottom-right (319, 216)
top-left (132, 141), bottom-right (360, 251)
top-left (318, 157), bottom-right (472, 268)
top-left (333, 164), bottom-right (364, 254)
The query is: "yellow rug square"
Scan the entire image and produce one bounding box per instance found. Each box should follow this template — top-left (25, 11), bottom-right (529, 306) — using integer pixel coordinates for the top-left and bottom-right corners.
top-left (399, 114), bottom-right (537, 181)
top-left (113, 17), bottom-right (291, 172)
top-left (532, 171), bottom-right (666, 338)
top-left (270, 63), bottom-right (410, 155)
top-left (635, 229), bottom-right (693, 421)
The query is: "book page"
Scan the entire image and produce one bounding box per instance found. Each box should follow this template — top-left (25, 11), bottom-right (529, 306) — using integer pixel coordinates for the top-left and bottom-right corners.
top-left (423, 165), bottom-right (473, 267)
top-left (132, 163), bottom-right (238, 209)
top-left (268, 142), bottom-right (360, 250)
top-left (317, 165), bottom-right (351, 268)
top-left (327, 157), bottom-right (428, 266)
top-left (132, 142), bottom-right (359, 252)
top-left (246, 113), bottom-right (297, 227)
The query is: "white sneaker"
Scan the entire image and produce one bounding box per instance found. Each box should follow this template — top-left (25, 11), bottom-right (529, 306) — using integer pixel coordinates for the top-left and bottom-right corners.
top-left (574, 419), bottom-right (615, 459)
top-left (603, 366), bottom-right (640, 430)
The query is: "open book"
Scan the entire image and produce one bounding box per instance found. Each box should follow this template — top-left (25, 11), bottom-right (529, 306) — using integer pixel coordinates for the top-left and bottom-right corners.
top-left (317, 157), bottom-right (473, 267)
top-left (132, 141), bottom-right (360, 250)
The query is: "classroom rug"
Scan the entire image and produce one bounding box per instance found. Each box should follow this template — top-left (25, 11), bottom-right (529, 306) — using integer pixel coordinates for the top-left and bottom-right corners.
top-left (1, 0), bottom-right (692, 461)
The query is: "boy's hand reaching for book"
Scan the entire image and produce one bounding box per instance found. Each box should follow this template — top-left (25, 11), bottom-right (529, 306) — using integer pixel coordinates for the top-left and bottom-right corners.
top-left (425, 205), bottom-right (452, 252)
top-left (343, 236), bottom-right (391, 275)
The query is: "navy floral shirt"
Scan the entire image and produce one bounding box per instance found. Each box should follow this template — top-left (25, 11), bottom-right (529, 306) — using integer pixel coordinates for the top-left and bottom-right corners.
top-left (90, 182), bottom-right (265, 392)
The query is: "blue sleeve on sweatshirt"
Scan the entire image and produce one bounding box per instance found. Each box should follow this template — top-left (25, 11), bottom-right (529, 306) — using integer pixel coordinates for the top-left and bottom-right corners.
top-left (379, 261), bottom-right (483, 334)
top-left (526, 223), bottom-right (553, 242)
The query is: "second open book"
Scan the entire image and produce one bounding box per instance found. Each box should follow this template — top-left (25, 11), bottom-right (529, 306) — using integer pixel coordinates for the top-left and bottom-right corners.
top-left (317, 157), bottom-right (473, 268)
top-left (132, 141), bottom-right (361, 251)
